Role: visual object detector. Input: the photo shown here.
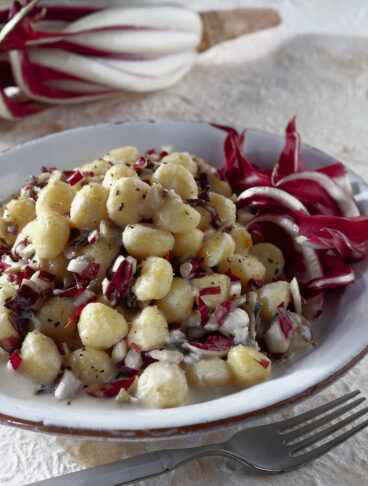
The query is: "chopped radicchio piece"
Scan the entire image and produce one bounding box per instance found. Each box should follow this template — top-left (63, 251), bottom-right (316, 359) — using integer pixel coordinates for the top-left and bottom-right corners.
top-left (192, 335), bottom-right (233, 351)
top-left (84, 376), bottom-right (136, 398)
top-left (9, 349), bottom-right (22, 370)
top-left (105, 259), bottom-right (133, 307)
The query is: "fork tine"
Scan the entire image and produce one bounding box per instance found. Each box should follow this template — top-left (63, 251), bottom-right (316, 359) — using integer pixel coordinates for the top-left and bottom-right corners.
top-left (291, 406), bottom-right (368, 453)
top-left (276, 390), bottom-right (361, 431)
top-left (283, 397), bottom-right (366, 441)
top-left (290, 417), bottom-right (368, 468)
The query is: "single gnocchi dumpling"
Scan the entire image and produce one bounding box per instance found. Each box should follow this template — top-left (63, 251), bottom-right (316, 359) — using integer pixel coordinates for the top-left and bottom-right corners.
top-left (133, 257), bottom-right (173, 301)
top-left (36, 181), bottom-right (75, 216)
top-left (30, 213), bottom-right (70, 259)
top-left (198, 231), bottom-right (235, 268)
top-left (36, 297), bottom-right (77, 342)
top-left (20, 331), bottom-right (62, 385)
top-left (71, 347), bottom-right (115, 385)
top-left (257, 281), bottom-right (291, 320)
top-left (128, 305), bottom-right (169, 351)
top-left (217, 254), bottom-right (266, 286)
top-left (156, 277), bottom-right (194, 323)
top-left (79, 159), bottom-right (111, 176)
top-left (78, 302), bottom-right (129, 349)
top-left (172, 228), bottom-right (204, 261)
top-left (231, 224), bottom-right (253, 255)
top-left (107, 177), bottom-right (149, 227)
top-left (187, 358), bottom-right (233, 387)
top-left (5, 197), bottom-right (36, 231)
top-left (152, 191), bottom-right (201, 234)
top-left (122, 223), bottom-right (174, 259)
top-left (161, 152), bottom-right (198, 176)
top-left (227, 345), bottom-right (271, 387)
top-left (137, 362), bottom-right (188, 408)
top-left (102, 164), bottom-right (137, 188)
top-left (103, 146), bottom-right (139, 164)
top-left (249, 243), bottom-right (285, 283)
top-left (70, 183), bottom-right (108, 229)
top-left (151, 163), bottom-right (198, 199)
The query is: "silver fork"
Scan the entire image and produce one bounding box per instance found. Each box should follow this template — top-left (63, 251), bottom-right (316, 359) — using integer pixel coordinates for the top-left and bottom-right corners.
top-left (27, 390), bottom-right (368, 486)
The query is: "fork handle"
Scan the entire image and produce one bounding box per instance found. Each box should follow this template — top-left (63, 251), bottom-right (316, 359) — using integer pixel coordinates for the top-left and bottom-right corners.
top-left (26, 443), bottom-right (227, 486)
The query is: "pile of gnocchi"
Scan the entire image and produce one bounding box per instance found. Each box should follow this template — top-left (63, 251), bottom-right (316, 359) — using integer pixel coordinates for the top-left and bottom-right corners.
top-left (0, 144), bottom-right (314, 408)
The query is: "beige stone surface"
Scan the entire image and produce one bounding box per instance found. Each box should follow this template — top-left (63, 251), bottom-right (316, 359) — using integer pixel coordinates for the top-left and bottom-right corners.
top-left (0, 1), bottom-right (367, 485)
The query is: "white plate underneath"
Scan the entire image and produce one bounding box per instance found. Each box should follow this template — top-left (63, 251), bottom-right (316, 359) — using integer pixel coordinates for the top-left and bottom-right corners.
top-left (0, 120), bottom-right (367, 440)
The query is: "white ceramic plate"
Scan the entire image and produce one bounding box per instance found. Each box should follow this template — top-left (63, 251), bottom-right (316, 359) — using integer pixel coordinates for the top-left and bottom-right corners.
top-left (0, 121), bottom-right (367, 440)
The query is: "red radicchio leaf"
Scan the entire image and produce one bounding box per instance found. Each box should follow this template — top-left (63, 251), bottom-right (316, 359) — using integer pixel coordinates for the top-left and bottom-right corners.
top-left (237, 186), bottom-right (309, 219)
top-left (272, 116), bottom-right (302, 182)
top-left (84, 376), bottom-right (136, 398)
top-left (105, 259), bottom-right (133, 307)
top-left (254, 358), bottom-right (270, 369)
top-left (214, 300), bottom-right (235, 325)
top-left (317, 163), bottom-right (352, 195)
top-left (190, 335), bottom-right (233, 352)
top-left (212, 123), bottom-right (272, 192)
top-left (0, 335), bottom-right (20, 353)
top-left (276, 172), bottom-right (359, 217)
top-left (82, 171), bottom-right (94, 177)
top-left (307, 254), bottom-right (355, 291)
top-left (297, 213), bottom-right (368, 261)
top-left (9, 349), bottom-right (22, 370)
top-left (187, 199), bottom-right (222, 228)
top-left (81, 263), bottom-right (100, 279)
top-left (277, 305), bottom-right (295, 342)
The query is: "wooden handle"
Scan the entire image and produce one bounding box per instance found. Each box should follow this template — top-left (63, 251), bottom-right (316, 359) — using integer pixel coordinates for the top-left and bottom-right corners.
top-left (199, 8), bottom-right (281, 52)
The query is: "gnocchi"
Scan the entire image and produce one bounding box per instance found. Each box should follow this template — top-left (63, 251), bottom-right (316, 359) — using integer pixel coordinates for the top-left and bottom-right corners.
top-left (137, 362), bottom-right (188, 408)
top-left (133, 257), bottom-right (173, 301)
top-left (128, 306), bottom-right (169, 351)
top-left (0, 140), bottom-right (313, 409)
